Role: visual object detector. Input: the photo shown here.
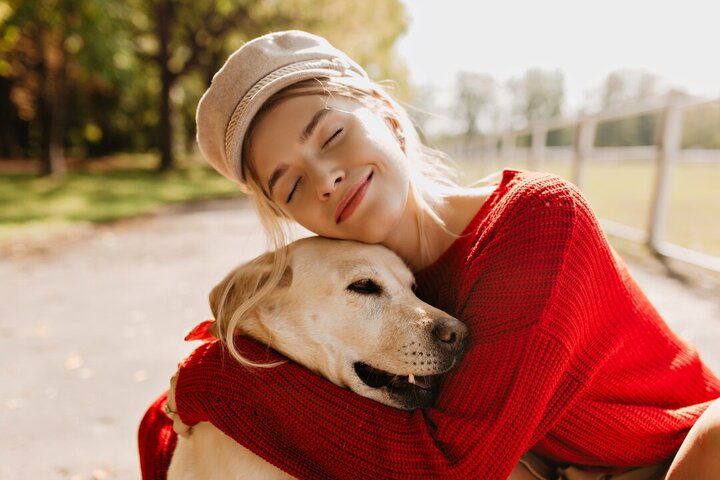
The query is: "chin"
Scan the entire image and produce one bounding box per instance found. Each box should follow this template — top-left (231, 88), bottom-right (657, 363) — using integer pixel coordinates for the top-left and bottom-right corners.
top-left (354, 193), bottom-right (408, 244)
top-left (355, 215), bottom-right (403, 245)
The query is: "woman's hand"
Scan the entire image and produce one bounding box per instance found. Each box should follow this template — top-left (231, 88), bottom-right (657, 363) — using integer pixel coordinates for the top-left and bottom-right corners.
top-left (165, 369), bottom-right (192, 438)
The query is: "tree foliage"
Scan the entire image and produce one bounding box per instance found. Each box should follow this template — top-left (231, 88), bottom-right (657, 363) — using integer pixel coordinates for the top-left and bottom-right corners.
top-left (0, 0), bottom-right (408, 174)
top-left (682, 104), bottom-right (720, 149)
top-left (0, 0), bottom-right (138, 174)
top-left (454, 71), bottom-right (495, 139)
top-left (509, 68), bottom-right (564, 125)
top-left (595, 69), bottom-right (664, 147)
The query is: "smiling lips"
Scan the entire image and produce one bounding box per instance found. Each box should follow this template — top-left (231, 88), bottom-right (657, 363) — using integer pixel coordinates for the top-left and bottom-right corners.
top-left (335, 172), bottom-right (373, 224)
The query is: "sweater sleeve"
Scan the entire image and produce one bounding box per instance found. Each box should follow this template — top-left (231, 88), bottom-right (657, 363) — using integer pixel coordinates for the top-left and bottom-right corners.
top-left (175, 174), bottom-right (602, 479)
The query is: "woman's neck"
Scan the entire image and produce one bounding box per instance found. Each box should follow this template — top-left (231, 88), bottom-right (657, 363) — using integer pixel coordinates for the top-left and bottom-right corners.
top-left (383, 186), bottom-right (494, 272)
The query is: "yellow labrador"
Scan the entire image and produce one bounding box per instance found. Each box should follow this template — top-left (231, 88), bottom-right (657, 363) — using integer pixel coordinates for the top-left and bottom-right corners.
top-left (167, 237), bottom-right (468, 479)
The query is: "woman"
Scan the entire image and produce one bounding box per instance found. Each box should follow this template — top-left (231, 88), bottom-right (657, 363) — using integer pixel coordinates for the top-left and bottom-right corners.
top-left (139, 30), bottom-right (720, 479)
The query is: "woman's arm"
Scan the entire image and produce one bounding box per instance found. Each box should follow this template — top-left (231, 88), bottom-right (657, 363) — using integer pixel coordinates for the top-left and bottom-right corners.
top-left (174, 329), bottom-right (578, 479)
top-left (172, 172), bottom-right (597, 479)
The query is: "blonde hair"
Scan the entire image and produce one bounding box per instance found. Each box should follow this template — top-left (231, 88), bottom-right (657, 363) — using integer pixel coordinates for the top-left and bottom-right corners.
top-left (219, 76), bottom-right (463, 366)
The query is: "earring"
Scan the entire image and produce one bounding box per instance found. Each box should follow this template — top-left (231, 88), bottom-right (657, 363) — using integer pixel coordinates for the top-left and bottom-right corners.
top-left (395, 130), bottom-right (406, 150)
top-left (385, 114), bottom-right (406, 150)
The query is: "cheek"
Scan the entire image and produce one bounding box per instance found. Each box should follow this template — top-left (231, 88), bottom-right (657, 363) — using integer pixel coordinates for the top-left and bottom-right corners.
top-left (334, 298), bottom-right (385, 346)
top-left (370, 135), bottom-right (411, 198)
top-left (387, 149), bottom-right (411, 185)
top-left (290, 207), bottom-right (335, 237)
top-left (355, 170), bottom-right (409, 240)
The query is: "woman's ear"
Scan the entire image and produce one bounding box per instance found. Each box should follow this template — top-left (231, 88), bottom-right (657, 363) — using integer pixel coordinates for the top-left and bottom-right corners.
top-left (384, 115), bottom-right (406, 151)
top-left (368, 90), bottom-right (407, 151)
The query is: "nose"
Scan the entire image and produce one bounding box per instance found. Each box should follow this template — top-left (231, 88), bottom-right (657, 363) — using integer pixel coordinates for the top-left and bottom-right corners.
top-left (308, 162), bottom-right (344, 200)
top-left (432, 317), bottom-right (468, 352)
top-left (318, 173), bottom-right (344, 199)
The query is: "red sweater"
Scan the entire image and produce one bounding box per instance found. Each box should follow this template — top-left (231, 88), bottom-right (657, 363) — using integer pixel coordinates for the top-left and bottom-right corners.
top-left (139, 170), bottom-right (720, 479)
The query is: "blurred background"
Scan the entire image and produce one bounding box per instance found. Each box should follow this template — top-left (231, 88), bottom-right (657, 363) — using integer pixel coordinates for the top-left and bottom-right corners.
top-left (1, 0), bottom-right (719, 265)
top-left (1, 0), bottom-right (719, 263)
top-left (1, 0), bottom-right (719, 478)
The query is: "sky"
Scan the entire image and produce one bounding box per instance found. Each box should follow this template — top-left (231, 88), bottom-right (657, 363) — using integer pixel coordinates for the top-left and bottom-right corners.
top-left (396, 0), bottom-right (720, 114)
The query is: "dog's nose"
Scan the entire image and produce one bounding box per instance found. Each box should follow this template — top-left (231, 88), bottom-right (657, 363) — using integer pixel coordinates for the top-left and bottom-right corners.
top-left (432, 317), bottom-right (468, 351)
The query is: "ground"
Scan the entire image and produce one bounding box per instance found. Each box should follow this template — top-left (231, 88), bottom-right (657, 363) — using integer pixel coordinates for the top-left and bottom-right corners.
top-left (1, 198), bottom-right (719, 479)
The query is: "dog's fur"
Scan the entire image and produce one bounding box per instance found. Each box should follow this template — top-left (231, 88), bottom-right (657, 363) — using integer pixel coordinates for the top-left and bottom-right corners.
top-left (167, 237), bottom-right (468, 479)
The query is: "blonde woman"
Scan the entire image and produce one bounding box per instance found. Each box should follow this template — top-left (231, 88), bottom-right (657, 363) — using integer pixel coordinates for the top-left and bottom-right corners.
top-left (138, 31), bottom-right (720, 479)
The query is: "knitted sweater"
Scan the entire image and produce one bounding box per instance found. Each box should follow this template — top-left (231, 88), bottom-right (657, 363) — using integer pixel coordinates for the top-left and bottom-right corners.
top-left (138, 169), bottom-right (720, 479)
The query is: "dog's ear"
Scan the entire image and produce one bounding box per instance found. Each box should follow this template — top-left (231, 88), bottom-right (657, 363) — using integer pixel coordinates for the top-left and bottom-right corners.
top-left (208, 251), bottom-right (293, 324)
top-left (276, 261), bottom-right (293, 288)
top-left (208, 270), bottom-right (234, 321)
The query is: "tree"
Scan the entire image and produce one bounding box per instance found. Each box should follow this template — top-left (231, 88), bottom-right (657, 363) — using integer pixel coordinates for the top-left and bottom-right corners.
top-left (683, 104), bottom-right (720, 149)
top-left (454, 71), bottom-right (495, 141)
top-left (127, 0), bottom-right (255, 171)
top-left (595, 69), bottom-right (665, 146)
top-left (508, 68), bottom-right (564, 126)
top-left (601, 69), bottom-right (662, 108)
top-left (1, 0), bottom-right (136, 174)
top-left (1, 0), bottom-right (70, 176)
top-left (128, 0), bottom-right (409, 172)
top-left (1, 0), bottom-right (408, 172)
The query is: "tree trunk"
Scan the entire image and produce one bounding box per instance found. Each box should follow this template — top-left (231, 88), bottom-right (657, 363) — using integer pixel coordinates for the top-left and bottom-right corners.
top-left (0, 76), bottom-right (19, 157)
top-left (156, 0), bottom-right (175, 172)
top-left (40, 28), bottom-right (67, 177)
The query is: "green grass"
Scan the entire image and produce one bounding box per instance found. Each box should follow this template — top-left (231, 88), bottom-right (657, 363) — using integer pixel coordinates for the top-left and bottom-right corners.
top-left (3, 153), bottom-right (718, 259)
top-left (0, 154), bottom-right (242, 236)
top-left (457, 158), bottom-right (720, 257)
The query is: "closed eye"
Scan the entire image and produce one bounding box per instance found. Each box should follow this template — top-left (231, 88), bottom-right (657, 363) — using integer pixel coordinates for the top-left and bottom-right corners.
top-left (346, 278), bottom-right (382, 295)
top-left (322, 128), bottom-right (343, 149)
top-left (286, 176), bottom-right (302, 203)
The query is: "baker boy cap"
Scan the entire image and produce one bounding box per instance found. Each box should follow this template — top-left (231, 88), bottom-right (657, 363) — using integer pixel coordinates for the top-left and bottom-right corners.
top-left (196, 30), bottom-right (369, 186)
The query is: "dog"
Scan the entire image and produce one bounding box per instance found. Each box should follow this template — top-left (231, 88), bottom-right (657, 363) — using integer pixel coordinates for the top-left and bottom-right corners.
top-left (166, 237), bottom-right (468, 479)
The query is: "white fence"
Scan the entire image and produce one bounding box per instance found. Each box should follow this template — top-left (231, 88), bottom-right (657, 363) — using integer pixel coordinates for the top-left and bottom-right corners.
top-left (451, 96), bottom-right (720, 273)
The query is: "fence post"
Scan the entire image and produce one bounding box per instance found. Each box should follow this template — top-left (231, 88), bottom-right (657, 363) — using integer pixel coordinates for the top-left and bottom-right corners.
top-left (530, 124), bottom-right (547, 171)
top-left (572, 117), bottom-right (595, 190)
top-left (648, 99), bottom-right (684, 252)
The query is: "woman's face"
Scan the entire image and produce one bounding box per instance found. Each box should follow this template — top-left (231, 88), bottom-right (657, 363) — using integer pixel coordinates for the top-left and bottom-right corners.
top-left (248, 94), bottom-right (411, 244)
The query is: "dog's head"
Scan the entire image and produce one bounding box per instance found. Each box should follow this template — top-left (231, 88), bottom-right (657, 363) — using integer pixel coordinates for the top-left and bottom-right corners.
top-left (209, 237), bottom-right (468, 410)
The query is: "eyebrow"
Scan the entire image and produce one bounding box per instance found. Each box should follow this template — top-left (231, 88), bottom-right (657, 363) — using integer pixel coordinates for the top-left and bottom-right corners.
top-left (267, 165), bottom-right (288, 197)
top-left (300, 108), bottom-right (331, 143)
top-left (267, 108), bottom-right (332, 196)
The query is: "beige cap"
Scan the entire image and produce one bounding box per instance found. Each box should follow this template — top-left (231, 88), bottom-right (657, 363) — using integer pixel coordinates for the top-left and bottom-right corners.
top-left (196, 30), bottom-right (369, 186)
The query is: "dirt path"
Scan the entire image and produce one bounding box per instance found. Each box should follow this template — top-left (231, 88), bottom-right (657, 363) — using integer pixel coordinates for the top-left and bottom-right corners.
top-left (1, 199), bottom-right (719, 479)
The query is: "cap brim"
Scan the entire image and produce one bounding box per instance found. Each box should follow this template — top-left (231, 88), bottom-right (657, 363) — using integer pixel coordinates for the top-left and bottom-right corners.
top-left (226, 67), bottom-right (351, 184)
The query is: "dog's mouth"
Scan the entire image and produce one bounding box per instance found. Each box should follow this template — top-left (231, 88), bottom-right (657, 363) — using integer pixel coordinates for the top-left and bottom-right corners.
top-left (353, 362), bottom-right (442, 392)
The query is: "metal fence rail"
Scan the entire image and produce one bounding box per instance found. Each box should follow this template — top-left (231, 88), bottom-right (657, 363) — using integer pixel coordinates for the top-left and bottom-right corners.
top-left (454, 96), bottom-right (720, 273)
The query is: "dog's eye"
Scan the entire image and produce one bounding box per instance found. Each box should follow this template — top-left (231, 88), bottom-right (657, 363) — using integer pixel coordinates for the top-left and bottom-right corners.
top-left (347, 279), bottom-right (382, 295)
